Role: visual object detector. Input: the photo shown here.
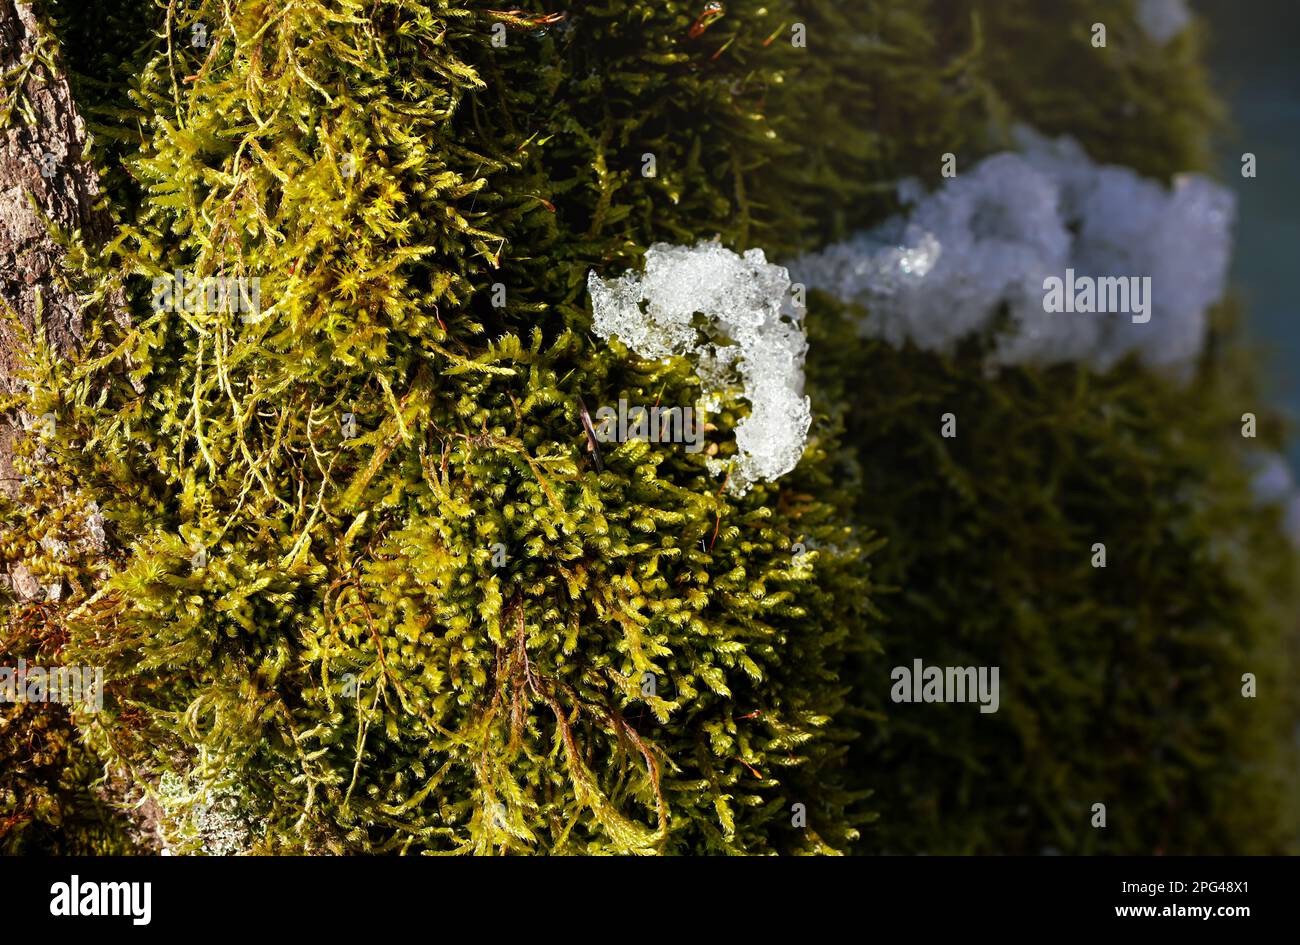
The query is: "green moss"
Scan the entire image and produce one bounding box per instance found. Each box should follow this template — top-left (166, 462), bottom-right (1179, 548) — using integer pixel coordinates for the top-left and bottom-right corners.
top-left (2, 0), bottom-right (1296, 855)
top-left (7, 0), bottom-right (886, 854)
top-left (806, 296), bottom-right (1300, 854)
top-left (0, 534), bottom-right (137, 855)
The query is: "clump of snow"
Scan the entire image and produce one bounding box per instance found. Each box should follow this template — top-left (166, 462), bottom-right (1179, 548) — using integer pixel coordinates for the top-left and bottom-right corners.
top-left (1248, 451), bottom-right (1300, 548)
top-left (1138, 0), bottom-right (1192, 45)
top-left (587, 242), bottom-right (811, 494)
top-left (1249, 452), bottom-right (1294, 506)
top-left (789, 129), bottom-right (1235, 376)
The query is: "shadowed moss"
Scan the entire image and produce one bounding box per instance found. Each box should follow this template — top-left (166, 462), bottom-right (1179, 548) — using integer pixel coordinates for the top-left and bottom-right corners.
top-left (805, 294), bottom-right (1300, 854)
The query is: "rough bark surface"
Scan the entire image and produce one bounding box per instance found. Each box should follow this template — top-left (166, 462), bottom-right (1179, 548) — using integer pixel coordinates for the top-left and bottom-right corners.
top-left (0, 0), bottom-right (110, 594)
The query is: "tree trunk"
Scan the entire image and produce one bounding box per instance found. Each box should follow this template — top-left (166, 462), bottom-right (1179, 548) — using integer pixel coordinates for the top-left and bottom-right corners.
top-left (0, 0), bottom-right (110, 593)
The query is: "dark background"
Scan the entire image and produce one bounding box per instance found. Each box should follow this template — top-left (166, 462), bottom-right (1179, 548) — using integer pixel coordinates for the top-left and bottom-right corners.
top-left (1201, 0), bottom-right (1300, 466)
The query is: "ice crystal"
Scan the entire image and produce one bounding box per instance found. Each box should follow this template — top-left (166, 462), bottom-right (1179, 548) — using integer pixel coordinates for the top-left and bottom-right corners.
top-left (790, 129), bottom-right (1235, 376)
top-left (588, 242), bottom-right (811, 494)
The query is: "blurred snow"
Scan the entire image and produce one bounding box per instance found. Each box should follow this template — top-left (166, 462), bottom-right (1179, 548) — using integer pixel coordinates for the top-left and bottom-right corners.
top-left (1138, 0), bottom-right (1192, 45)
top-left (1250, 451), bottom-right (1294, 505)
top-left (1249, 451), bottom-right (1300, 547)
top-left (790, 128), bottom-right (1235, 377)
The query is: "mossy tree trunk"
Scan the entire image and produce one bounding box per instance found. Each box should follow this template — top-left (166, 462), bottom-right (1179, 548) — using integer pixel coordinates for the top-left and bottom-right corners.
top-left (0, 0), bottom-right (111, 598)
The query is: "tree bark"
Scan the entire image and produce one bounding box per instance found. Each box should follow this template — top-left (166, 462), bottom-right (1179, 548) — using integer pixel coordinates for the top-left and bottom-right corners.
top-left (0, 0), bottom-right (111, 594)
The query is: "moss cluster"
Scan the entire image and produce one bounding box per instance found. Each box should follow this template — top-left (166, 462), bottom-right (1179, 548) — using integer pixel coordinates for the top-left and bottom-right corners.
top-left (2, 0), bottom-right (1296, 855)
